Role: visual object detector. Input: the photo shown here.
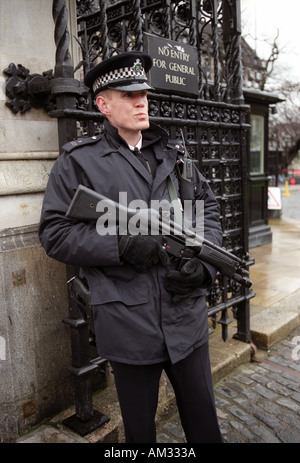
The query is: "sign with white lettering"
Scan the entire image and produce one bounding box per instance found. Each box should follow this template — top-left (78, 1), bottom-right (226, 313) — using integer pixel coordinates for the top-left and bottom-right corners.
top-left (144, 33), bottom-right (199, 96)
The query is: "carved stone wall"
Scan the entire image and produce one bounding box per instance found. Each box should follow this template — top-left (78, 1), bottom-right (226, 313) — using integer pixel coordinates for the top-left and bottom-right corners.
top-left (0, 0), bottom-right (74, 442)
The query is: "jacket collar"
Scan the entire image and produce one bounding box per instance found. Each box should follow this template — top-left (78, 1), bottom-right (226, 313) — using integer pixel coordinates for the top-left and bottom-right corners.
top-left (99, 120), bottom-right (178, 189)
top-left (102, 119), bottom-right (169, 154)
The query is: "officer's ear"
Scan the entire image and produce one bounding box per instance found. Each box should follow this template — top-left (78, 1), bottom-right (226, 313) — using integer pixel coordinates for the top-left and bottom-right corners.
top-left (96, 93), bottom-right (111, 116)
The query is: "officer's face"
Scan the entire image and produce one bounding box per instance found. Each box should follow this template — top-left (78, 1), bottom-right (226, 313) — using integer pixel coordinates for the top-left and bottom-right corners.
top-left (96, 89), bottom-right (149, 144)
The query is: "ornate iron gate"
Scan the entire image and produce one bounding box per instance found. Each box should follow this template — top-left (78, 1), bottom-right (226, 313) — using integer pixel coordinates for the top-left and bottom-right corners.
top-left (54, 0), bottom-right (254, 344)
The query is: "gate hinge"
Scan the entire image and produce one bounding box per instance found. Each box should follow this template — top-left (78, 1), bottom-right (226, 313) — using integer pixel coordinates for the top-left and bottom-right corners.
top-left (3, 62), bottom-right (88, 115)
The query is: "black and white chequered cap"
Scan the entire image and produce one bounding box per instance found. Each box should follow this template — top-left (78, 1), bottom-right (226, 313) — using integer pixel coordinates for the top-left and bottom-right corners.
top-left (84, 51), bottom-right (153, 95)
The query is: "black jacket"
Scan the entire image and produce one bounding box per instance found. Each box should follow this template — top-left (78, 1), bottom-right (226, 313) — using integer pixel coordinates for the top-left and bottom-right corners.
top-left (39, 121), bottom-right (223, 365)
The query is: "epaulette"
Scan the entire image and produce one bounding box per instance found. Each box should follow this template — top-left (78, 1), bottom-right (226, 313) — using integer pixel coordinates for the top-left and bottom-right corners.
top-left (62, 134), bottom-right (102, 153)
top-left (166, 139), bottom-right (185, 154)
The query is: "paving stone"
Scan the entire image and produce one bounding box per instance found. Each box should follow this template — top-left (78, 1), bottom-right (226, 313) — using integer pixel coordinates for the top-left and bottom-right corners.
top-left (282, 371), bottom-right (300, 382)
top-left (227, 405), bottom-right (257, 425)
top-left (230, 420), bottom-right (254, 441)
top-left (214, 396), bottom-right (230, 407)
top-left (216, 385), bottom-right (238, 399)
top-left (250, 373), bottom-right (268, 384)
top-left (275, 428), bottom-right (300, 444)
top-left (253, 397), bottom-right (284, 416)
top-left (218, 420), bottom-right (230, 436)
top-left (251, 424), bottom-right (281, 443)
top-left (268, 355), bottom-right (290, 367)
top-left (260, 362), bottom-right (282, 374)
top-left (233, 396), bottom-right (253, 407)
top-left (287, 382), bottom-right (300, 393)
top-left (253, 411), bottom-right (281, 430)
top-left (267, 372), bottom-right (293, 386)
top-left (160, 422), bottom-right (185, 441)
top-left (223, 432), bottom-right (244, 443)
top-left (157, 432), bottom-right (179, 443)
top-left (252, 383), bottom-right (278, 400)
top-left (291, 392), bottom-right (300, 404)
top-left (289, 363), bottom-right (300, 373)
top-left (266, 380), bottom-right (291, 397)
top-left (251, 365), bottom-right (271, 375)
top-left (232, 374), bottom-right (254, 385)
top-left (276, 397), bottom-right (300, 412)
top-left (280, 413), bottom-right (300, 431)
top-left (240, 367), bottom-right (256, 376)
top-left (16, 425), bottom-right (88, 443)
top-left (224, 380), bottom-right (256, 399)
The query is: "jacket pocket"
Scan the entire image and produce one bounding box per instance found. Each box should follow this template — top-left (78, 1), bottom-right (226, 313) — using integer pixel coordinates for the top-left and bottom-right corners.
top-left (88, 270), bottom-right (149, 306)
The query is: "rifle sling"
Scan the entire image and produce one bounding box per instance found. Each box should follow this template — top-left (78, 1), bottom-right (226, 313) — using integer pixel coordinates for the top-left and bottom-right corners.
top-left (167, 176), bottom-right (183, 226)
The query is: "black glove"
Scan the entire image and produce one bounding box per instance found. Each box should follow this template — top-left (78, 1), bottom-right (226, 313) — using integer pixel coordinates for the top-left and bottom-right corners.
top-left (164, 258), bottom-right (208, 301)
top-left (118, 234), bottom-right (170, 273)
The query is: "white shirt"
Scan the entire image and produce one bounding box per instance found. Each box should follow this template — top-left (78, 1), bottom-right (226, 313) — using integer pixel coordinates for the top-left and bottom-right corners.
top-left (128, 136), bottom-right (142, 151)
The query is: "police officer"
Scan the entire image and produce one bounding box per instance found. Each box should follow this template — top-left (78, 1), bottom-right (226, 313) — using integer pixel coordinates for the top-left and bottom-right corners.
top-left (39, 51), bottom-right (223, 443)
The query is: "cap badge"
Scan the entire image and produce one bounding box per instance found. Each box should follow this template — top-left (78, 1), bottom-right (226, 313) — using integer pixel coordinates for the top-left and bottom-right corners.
top-left (133, 59), bottom-right (143, 73)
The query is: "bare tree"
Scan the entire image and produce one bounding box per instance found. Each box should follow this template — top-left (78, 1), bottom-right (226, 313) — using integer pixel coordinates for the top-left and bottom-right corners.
top-left (258, 31), bottom-right (279, 91)
top-left (241, 31), bottom-right (280, 92)
top-left (243, 29), bottom-right (300, 168)
top-left (270, 80), bottom-right (300, 168)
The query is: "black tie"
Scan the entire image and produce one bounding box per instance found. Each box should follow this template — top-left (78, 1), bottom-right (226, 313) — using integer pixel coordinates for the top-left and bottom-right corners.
top-left (133, 147), bottom-right (152, 175)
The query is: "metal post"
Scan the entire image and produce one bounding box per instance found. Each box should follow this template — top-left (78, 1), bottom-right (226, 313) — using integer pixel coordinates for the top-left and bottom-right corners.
top-left (62, 285), bottom-right (109, 435)
top-left (52, 0), bottom-right (109, 436)
top-left (222, 0), bottom-right (244, 105)
top-left (52, 0), bottom-right (78, 148)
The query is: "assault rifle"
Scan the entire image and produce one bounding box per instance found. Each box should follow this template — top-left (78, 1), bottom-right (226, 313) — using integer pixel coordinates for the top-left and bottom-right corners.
top-left (66, 185), bottom-right (252, 288)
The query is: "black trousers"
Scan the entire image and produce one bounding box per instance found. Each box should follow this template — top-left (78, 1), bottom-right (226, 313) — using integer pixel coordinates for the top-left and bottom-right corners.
top-left (110, 342), bottom-right (223, 443)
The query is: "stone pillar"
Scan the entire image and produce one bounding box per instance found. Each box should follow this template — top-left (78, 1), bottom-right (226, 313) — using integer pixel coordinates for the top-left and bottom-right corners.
top-left (0, 0), bottom-right (75, 442)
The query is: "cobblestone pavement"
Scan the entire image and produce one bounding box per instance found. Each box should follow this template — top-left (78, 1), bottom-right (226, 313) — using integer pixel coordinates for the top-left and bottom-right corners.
top-left (157, 326), bottom-right (300, 444)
